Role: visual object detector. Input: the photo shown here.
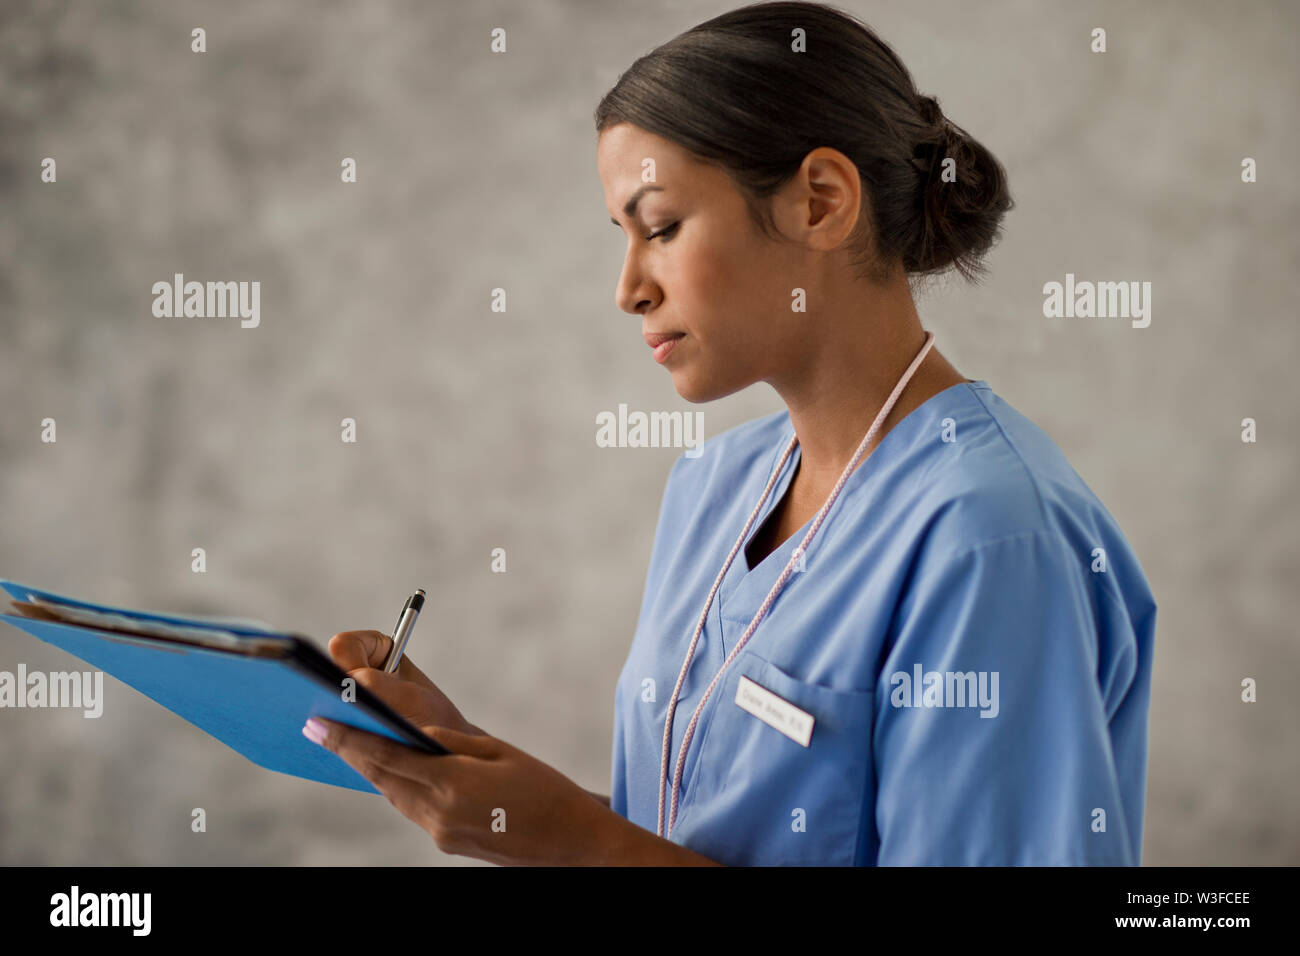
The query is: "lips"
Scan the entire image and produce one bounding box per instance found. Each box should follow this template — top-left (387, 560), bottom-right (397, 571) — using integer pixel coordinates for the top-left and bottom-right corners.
top-left (643, 330), bottom-right (685, 348)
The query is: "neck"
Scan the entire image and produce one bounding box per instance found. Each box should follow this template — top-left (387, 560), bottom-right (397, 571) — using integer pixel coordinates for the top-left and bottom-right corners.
top-left (764, 286), bottom-right (968, 497)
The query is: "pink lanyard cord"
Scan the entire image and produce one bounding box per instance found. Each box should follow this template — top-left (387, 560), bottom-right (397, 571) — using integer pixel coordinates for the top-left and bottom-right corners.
top-left (656, 330), bottom-right (937, 839)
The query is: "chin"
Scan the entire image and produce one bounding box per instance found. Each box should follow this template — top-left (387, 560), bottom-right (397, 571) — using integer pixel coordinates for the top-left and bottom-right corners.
top-left (669, 368), bottom-right (745, 404)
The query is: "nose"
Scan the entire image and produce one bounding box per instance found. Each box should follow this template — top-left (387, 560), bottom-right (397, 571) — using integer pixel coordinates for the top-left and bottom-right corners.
top-left (615, 244), bottom-right (660, 316)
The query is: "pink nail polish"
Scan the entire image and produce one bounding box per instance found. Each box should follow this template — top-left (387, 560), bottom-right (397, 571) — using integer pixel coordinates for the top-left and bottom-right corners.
top-left (303, 717), bottom-right (328, 745)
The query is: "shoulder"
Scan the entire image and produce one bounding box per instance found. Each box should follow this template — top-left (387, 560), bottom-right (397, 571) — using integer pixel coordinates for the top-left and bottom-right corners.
top-left (902, 383), bottom-right (1101, 548)
top-left (903, 382), bottom-right (1155, 617)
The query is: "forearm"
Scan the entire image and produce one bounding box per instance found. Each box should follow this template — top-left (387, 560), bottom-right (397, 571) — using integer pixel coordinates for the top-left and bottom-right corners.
top-left (449, 732), bottom-right (714, 863)
top-left (605, 814), bottom-right (723, 865)
top-left (579, 801), bottom-right (723, 866)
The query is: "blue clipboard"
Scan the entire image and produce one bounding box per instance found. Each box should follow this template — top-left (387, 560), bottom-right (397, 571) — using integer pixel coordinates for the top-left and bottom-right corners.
top-left (0, 579), bottom-right (449, 793)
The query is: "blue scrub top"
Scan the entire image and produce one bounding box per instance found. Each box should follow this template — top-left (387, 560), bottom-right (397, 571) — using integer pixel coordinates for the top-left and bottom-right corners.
top-left (610, 379), bottom-right (1157, 866)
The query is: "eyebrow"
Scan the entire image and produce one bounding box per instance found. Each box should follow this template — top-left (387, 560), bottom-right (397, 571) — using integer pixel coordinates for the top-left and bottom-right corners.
top-left (610, 184), bottom-right (665, 226)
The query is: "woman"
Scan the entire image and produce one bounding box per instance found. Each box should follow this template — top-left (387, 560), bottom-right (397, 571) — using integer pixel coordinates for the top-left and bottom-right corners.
top-left (303, 1), bottom-right (1156, 866)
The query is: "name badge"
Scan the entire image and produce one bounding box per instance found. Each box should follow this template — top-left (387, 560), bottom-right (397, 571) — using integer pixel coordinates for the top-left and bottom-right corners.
top-left (735, 675), bottom-right (814, 747)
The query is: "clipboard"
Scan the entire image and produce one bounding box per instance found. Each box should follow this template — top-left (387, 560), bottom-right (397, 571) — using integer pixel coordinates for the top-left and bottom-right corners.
top-left (0, 578), bottom-right (449, 793)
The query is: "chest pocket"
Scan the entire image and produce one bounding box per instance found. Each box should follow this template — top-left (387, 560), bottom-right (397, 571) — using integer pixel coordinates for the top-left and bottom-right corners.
top-left (675, 646), bottom-right (875, 866)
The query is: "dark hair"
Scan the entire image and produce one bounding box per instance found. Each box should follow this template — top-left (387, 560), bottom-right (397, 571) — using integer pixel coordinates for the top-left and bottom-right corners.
top-left (594, 1), bottom-right (1013, 284)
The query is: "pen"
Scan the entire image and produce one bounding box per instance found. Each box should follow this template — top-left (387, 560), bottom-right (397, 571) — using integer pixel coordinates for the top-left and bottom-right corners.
top-left (382, 589), bottom-right (425, 673)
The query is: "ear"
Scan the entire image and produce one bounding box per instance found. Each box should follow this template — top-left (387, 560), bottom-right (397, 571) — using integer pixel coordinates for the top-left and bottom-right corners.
top-left (770, 147), bottom-right (865, 253)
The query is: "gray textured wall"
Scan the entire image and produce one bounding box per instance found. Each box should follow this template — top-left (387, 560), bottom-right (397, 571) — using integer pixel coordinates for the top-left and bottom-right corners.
top-left (1, 0), bottom-right (1296, 866)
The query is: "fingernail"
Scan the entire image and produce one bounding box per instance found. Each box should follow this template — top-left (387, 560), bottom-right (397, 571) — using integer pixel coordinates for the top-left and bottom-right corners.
top-left (302, 717), bottom-right (328, 746)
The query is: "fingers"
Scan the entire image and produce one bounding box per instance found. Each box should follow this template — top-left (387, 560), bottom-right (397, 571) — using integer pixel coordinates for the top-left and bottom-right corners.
top-left (349, 666), bottom-right (437, 717)
top-left (305, 717), bottom-right (453, 787)
top-left (306, 719), bottom-right (464, 848)
top-left (417, 724), bottom-right (499, 756)
top-left (391, 654), bottom-right (437, 691)
top-left (328, 629), bottom-right (437, 690)
top-left (328, 630), bottom-right (390, 671)
top-left (303, 720), bottom-right (513, 860)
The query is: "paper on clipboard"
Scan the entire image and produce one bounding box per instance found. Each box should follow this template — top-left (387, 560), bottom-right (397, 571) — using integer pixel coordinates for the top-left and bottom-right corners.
top-left (9, 597), bottom-right (286, 653)
top-left (16, 588), bottom-right (280, 633)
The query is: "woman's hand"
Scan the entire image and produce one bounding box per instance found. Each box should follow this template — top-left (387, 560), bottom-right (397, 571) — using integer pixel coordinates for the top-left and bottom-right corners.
top-left (317, 632), bottom-right (723, 865)
top-left (327, 629), bottom-right (484, 736)
top-left (302, 718), bottom-right (628, 866)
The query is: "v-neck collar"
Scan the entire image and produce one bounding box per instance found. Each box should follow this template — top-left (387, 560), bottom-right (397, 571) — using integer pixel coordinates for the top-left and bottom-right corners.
top-left (739, 438), bottom-right (804, 575)
top-left (715, 379), bottom-right (983, 644)
top-left (716, 428), bottom-right (806, 627)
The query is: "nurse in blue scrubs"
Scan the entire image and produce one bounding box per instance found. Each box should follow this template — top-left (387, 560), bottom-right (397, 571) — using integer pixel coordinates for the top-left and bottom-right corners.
top-left (307, 3), bottom-right (1156, 866)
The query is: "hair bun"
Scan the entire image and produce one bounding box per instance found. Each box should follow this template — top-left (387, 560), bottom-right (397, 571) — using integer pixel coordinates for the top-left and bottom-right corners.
top-left (905, 93), bottom-right (1014, 282)
top-left (917, 94), bottom-right (945, 131)
top-left (911, 95), bottom-right (956, 179)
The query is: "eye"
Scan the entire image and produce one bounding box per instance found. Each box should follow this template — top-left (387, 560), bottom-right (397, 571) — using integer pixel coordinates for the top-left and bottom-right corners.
top-left (646, 222), bottom-right (680, 243)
